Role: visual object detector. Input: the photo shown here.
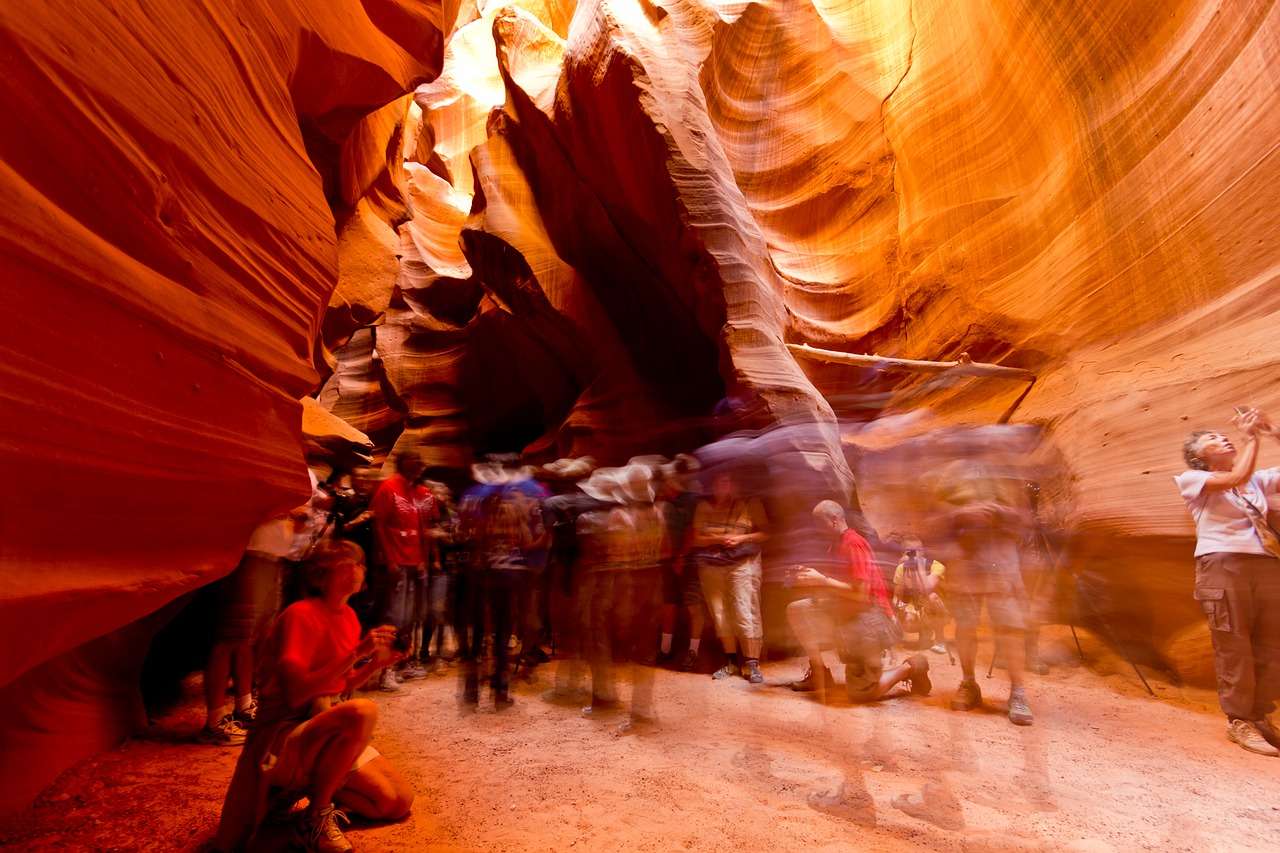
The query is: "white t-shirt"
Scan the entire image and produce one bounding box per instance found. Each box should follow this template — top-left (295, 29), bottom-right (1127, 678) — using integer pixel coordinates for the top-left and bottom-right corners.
top-left (1174, 467), bottom-right (1280, 557)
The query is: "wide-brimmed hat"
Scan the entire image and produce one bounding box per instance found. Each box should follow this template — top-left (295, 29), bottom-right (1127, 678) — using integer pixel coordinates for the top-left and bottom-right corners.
top-left (580, 464), bottom-right (654, 505)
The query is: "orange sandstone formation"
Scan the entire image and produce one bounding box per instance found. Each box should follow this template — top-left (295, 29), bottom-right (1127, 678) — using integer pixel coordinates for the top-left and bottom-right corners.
top-left (0, 0), bottom-right (441, 811)
top-left (2, 0), bottom-right (1278, 813)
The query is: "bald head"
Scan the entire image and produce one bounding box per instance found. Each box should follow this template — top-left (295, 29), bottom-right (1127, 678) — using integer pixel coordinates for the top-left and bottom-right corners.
top-left (812, 500), bottom-right (849, 534)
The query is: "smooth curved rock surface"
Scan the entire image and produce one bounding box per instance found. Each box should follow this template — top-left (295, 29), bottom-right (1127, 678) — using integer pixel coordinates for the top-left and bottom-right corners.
top-left (0, 0), bottom-right (439, 811)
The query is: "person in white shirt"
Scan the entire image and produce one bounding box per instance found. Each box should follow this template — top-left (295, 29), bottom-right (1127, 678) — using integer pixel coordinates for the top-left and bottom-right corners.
top-left (1175, 408), bottom-right (1280, 756)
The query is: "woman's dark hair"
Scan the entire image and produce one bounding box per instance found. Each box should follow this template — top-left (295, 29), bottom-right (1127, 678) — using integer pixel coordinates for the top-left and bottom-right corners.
top-left (1183, 430), bottom-right (1212, 471)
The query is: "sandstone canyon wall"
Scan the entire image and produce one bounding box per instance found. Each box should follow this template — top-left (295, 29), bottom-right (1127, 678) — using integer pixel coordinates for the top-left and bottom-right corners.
top-left (350, 0), bottom-right (1279, 678)
top-left (0, 0), bottom-right (441, 811)
top-left (2, 0), bottom-right (1278, 814)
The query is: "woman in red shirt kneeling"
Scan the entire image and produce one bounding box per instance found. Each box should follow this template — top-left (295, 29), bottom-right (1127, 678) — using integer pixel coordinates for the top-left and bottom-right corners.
top-left (214, 540), bottom-right (414, 853)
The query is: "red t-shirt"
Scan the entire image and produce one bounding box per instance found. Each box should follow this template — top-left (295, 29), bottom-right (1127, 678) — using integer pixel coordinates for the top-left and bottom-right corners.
top-left (274, 598), bottom-right (360, 699)
top-left (372, 474), bottom-right (438, 566)
top-left (839, 529), bottom-right (893, 616)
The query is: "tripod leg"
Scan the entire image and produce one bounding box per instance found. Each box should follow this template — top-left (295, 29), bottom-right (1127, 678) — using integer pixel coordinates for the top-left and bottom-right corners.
top-left (1070, 625), bottom-right (1086, 661)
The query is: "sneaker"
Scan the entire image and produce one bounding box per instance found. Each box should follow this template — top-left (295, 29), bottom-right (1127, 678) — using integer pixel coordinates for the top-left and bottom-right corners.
top-left (377, 668), bottom-right (401, 692)
top-left (199, 714), bottom-right (248, 746)
top-left (950, 679), bottom-right (982, 711)
top-left (1007, 687), bottom-right (1033, 726)
top-left (789, 666), bottom-right (836, 692)
top-left (232, 699), bottom-right (258, 727)
top-left (907, 655), bottom-right (931, 696)
top-left (744, 659), bottom-right (764, 684)
top-left (712, 663), bottom-right (739, 680)
top-left (399, 663), bottom-right (428, 681)
top-left (1227, 719), bottom-right (1280, 756)
top-left (1028, 660), bottom-right (1050, 676)
top-left (291, 805), bottom-right (352, 853)
top-left (929, 643), bottom-right (946, 655)
top-left (680, 649), bottom-right (699, 672)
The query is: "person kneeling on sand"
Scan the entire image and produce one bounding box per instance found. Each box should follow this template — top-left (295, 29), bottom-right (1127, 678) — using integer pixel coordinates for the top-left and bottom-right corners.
top-left (786, 500), bottom-right (931, 704)
top-left (213, 540), bottom-right (415, 853)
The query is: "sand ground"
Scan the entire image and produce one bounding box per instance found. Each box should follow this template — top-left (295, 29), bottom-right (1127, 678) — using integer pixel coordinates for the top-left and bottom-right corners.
top-left (3, 627), bottom-right (1279, 852)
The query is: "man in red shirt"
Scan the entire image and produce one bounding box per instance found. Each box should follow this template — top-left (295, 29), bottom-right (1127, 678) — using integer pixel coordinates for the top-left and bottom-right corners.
top-left (786, 500), bottom-right (931, 704)
top-left (370, 449), bottom-right (438, 689)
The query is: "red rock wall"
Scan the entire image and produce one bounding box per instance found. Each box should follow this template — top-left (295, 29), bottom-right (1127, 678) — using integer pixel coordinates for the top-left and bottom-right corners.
top-left (0, 0), bottom-right (439, 812)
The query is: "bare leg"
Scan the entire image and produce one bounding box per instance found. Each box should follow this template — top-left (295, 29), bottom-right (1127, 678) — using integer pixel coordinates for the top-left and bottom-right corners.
top-left (306, 701), bottom-right (377, 817)
top-left (337, 755), bottom-right (414, 821)
top-left (231, 642), bottom-right (254, 705)
top-left (1000, 628), bottom-right (1026, 689)
top-left (204, 643), bottom-right (233, 726)
top-left (686, 606), bottom-right (705, 647)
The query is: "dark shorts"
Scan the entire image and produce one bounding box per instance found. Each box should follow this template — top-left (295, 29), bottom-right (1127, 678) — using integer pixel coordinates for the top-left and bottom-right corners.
top-left (680, 563), bottom-right (705, 608)
top-left (215, 553), bottom-right (282, 643)
top-left (837, 607), bottom-right (899, 702)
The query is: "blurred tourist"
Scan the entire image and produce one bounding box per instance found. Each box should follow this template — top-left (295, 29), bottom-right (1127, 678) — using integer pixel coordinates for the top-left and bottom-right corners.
top-left (655, 454), bottom-right (700, 664)
top-left (200, 510), bottom-right (301, 745)
top-left (934, 461), bottom-right (1035, 726)
top-left (892, 535), bottom-right (947, 654)
top-left (370, 449), bottom-right (437, 691)
top-left (687, 469), bottom-right (769, 683)
top-left (787, 501), bottom-right (929, 703)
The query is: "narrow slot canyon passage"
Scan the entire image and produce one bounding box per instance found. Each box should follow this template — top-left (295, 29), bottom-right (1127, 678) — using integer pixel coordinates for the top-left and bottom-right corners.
top-left (3, 1), bottom-right (1280, 851)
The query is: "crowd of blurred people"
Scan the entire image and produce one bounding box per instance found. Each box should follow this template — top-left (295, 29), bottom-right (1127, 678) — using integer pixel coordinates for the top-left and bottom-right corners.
top-left (201, 418), bottom-right (1087, 852)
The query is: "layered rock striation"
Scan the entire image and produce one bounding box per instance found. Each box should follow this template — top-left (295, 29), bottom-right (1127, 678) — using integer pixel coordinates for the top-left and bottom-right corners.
top-left (0, 0), bottom-right (440, 811)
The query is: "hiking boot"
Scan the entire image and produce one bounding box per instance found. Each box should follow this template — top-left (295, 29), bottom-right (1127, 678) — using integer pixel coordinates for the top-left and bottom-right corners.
top-left (950, 679), bottom-right (982, 711)
top-left (907, 655), bottom-right (932, 696)
top-left (1007, 687), bottom-right (1033, 726)
top-left (291, 805), bottom-right (352, 853)
top-left (744, 659), bottom-right (764, 684)
top-left (199, 714), bottom-right (248, 746)
top-left (1228, 719), bottom-right (1280, 756)
top-left (712, 663), bottom-right (739, 680)
top-left (377, 668), bottom-right (401, 692)
top-left (679, 649), bottom-right (699, 672)
top-left (789, 666), bottom-right (836, 692)
top-left (399, 662), bottom-right (427, 681)
top-left (232, 698), bottom-right (258, 727)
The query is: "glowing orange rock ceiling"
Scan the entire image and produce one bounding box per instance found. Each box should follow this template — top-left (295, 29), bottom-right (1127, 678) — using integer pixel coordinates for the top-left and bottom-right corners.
top-left (2, 0), bottom-right (1278, 812)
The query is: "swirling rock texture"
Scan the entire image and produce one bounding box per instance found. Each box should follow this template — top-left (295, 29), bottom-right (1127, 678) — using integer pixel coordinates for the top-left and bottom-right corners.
top-left (0, 0), bottom-right (440, 811)
top-left (2, 0), bottom-right (1276, 813)
top-left (363, 0), bottom-right (1278, 678)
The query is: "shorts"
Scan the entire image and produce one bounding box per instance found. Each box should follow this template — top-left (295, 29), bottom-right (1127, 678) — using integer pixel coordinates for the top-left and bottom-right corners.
top-left (699, 554), bottom-right (763, 641)
top-left (788, 596), bottom-right (894, 702)
top-left (681, 562), bottom-right (706, 608)
top-left (949, 590), bottom-right (1026, 631)
top-left (214, 553), bottom-right (282, 644)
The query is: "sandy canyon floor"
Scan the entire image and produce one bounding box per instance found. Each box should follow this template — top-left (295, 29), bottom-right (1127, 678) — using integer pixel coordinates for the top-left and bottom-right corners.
top-left (3, 629), bottom-right (1279, 852)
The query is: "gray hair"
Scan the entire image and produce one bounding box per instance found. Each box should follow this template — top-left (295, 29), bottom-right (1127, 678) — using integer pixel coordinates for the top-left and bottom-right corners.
top-left (1183, 430), bottom-right (1212, 471)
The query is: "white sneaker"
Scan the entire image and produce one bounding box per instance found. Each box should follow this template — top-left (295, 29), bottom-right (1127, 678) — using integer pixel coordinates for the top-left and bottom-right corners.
top-left (378, 668), bottom-right (401, 692)
top-left (1228, 719), bottom-right (1279, 756)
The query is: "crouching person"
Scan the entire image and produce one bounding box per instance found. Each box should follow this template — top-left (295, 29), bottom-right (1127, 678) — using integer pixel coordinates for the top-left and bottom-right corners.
top-left (786, 501), bottom-right (930, 704)
top-left (213, 541), bottom-right (415, 853)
